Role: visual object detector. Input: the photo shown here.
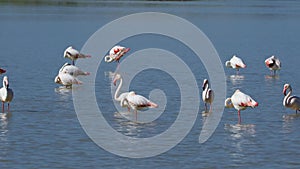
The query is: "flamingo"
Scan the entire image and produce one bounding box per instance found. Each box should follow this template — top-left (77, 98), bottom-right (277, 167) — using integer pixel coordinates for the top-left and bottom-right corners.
top-left (225, 89), bottom-right (258, 124)
top-left (225, 55), bottom-right (247, 74)
top-left (202, 79), bottom-right (214, 112)
top-left (0, 68), bottom-right (6, 74)
top-left (265, 55), bottom-right (281, 76)
top-left (54, 73), bottom-right (82, 88)
top-left (113, 74), bottom-right (130, 111)
top-left (59, 63), bottom-right (90, 77)
top-left (283, 84), bottom-right (300, 114)
top-left (64, 46), bottom-right (91, 65)
top-left (104, 45), bottom-right (130, 63)
top-left (0, 76), bottom-right (13, 112)
top-left (122, 91), bottom-right (158, 121)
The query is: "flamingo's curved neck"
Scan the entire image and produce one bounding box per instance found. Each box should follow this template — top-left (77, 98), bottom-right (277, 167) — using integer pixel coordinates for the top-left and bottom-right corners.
top-left (114, 77), bottom-right (123, 101)
top-left (284, 87), bottom-right (292, 106)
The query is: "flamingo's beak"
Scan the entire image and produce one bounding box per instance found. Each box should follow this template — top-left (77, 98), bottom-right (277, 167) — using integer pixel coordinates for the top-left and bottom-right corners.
top-left (113, 78), bottom-right (117, 86)
top-left (283, 88), bottom-right (287, 95)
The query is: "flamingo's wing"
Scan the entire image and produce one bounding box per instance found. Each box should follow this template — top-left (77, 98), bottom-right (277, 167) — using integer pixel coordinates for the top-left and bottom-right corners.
top-left (231, 56), bottom-right (246, 68)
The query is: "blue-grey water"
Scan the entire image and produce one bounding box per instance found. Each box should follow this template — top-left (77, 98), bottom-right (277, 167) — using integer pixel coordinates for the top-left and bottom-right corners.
top-left (1, 1), bottom-right (300, 168)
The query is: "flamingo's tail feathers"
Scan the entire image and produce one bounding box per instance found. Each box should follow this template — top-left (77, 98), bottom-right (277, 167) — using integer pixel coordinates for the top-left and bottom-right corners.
top-left (149, 102), bottom-right (158, 108)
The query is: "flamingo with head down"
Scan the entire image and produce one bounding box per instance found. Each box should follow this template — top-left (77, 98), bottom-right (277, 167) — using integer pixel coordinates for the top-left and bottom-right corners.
top-left (202, 79), bottom-right (214, 112)
top-left (225, 89), bottom-right (258, 124)
top-left (225, 55), bottom-right (247, 74)
top-left (0, 76), bottom-right (13, 112)
top-left (283, 84), bottom-right (300, 114)
top-left (265, 55), bottom-right (281, 76)
top-left (122, 91), bottom-right (158, 121)
top-left (64, 46), bottom-right (91, 65)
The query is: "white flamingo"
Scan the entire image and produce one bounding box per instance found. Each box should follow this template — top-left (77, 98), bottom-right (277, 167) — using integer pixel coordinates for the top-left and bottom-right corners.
top-left (59, 63), bottom-right (90, 77)
top-left (122, 91), bottom-right (158, 121)
top-left (202, 79), bottom-right (214, 112)
top-left (225, 55), bottom-right (247, 74)
top-left (104, 45), bottom-right (130, 63)
top-left (64, 46), bottom-right (91, 65)
top-left (283, 84), bottom-right (300, 114)
top-left (225, 89), bottom-right (258, 124)
top-left (54, 73), bottom-right (82, 88)
top-left (113, 74), bottom-right (130, 111)
top-left (0, 76), bottom-right (13, 112)
top-left (265, 55), bottom-right (281, 75)
top-left (0, 68), bottom-right (6, 74)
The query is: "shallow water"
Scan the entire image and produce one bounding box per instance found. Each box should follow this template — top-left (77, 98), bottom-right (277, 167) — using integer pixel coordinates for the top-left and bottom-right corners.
top-left (1, 1), bottom-right (300, 168)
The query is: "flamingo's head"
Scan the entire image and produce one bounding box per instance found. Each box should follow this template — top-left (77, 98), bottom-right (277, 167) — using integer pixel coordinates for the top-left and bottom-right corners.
top-left (105, 55), bottom-right (114, 63)
top-left (225, 61), bottom-right (232, 68)
top-left (63, 46), bottom-right (73, 58)
top-left (113, 74), bottom-right (121, 86)
top-left (283, 83), bottom-right (290, 95)
top-left (54, 76), bottom-right (62, 84)
top-left (202, 79), bottom-right (209, 90)
top-left (3, 76), bottom-right (9, 88)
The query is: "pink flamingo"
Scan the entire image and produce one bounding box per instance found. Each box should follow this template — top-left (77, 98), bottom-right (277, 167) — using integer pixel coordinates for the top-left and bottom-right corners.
top-left (0, 76), bottom-right (13, 112)
top-left (225, 55), bottom-right (247, 74)
top-left (265, 55), bottom-right (281, 76)
top-left (283, 84), bottom-right (300, 114)
top-left (122, 91), bottom-right (158, 121)
top-left (64, 46), bottom-right (91, 65)
top-left (225, 89), bottom-right (258, 124)
top-left (202, 79), bottom-right (214, 112)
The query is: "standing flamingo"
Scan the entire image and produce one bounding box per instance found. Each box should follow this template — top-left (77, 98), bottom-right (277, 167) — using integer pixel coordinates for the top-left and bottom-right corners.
top-left (265, 55), bottom-right (281, 76)
top-left (283, 84), bottom-right (300, 114)
top-left (225, 55), bottom-right (247, 74)
top-left (225, 89), bottom-right (258, 124)
top-left (64, 46), bottom-right (91, 65)
top-left (202, 79), bottom-right (214, 112)
top-left (122, 91), bottom-right (158, 121)
top-left (0, 76), bottom-right (13, 112)
top-left (113, 74), bottom-right (130, 111)
top-left (0, 68), bottom-right (6, 74)
top-left (59, 63), bottom-right (90, 77)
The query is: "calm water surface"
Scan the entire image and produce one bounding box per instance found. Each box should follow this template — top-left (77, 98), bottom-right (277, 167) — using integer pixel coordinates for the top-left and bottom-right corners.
top-left (1, 1), bottom-right (300, 168)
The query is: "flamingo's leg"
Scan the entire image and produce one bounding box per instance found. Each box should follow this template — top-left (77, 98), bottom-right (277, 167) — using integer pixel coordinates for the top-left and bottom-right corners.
top-left (238, 110), bottom-right (241, 124)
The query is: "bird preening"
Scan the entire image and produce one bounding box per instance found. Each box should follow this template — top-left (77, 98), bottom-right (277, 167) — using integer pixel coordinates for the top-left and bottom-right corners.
top-left (63, 46), bottom-right (91, 65)
top-left (225, 55), bottom-right (247, 75)
top-left (265, 55), bottom-right (281, 76)
top-left (225, 89), bottom-right (258, 125)
top-left (104, 45), bottom-right (130, 63)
